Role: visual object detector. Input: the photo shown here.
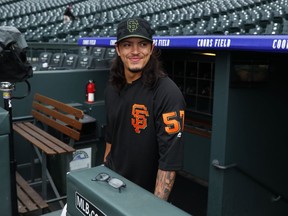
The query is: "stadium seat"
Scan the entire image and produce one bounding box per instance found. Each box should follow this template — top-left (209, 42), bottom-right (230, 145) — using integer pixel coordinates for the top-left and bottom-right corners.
top-left (156, 29), bottom-right (169, 36)
top-left (78, 46), bottom-right (92, 56)
top-left (263, 23), bottom-right (281, 34)
top-left (38, 52), bottom-right (52, 64)
top-left (89, 47), bottom-right (112, 69)
top-left (62, 54), bottom-right (79, 69)
top-left (49, 53), bottom-right (65, 69)
top-left (38, 52), bottom-right (52, 70)
top-left (1, 0), bottom-right (286, 38)
top-left (169, 26), bottom-right (183, 36)
top-left (248, 25), bottom-right (264, 34)
top-left (76, 55), bottom-right (95, 69)
top-left (281, 19), bottom-right (288, 34)
top-left (104, 47), bottom-right (116, 59)
top-left (91, 47), bottom-right (106, 59)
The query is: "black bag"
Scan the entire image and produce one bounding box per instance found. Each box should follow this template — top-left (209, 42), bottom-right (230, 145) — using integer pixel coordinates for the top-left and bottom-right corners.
top-left (0, 26), bottom-right (33, 83)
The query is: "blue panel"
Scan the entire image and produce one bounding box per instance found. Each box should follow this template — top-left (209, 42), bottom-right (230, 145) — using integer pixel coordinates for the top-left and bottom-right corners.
top-left (78, 35), bottom-right (288, 53)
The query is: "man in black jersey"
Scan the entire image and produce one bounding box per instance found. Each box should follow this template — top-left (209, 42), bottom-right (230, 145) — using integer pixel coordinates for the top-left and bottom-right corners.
top-left (104, 17), bottom-right (186, 201)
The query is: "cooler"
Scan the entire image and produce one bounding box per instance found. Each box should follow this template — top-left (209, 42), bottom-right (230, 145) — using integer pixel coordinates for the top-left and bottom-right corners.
top-left (66, 165), bottom-right (191, 216)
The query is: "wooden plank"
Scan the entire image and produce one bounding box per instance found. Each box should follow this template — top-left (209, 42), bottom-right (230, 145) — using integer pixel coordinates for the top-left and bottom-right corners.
top-left (18, 199), bottom-right (28, 214)
top-left (13, 94), bottom-right (84, 214)
top-left (17, 122), bottom-right (67, 154)
top-left (32, 110), bottom-right (81, 141)
top-left (32, 102), bottom-right (83, 130)
top-left (17, 184), bottom-right (38, 212)
top-left (13, 122), bottom-right (75, 154)
top-left (16, 172), bottom-right (48, 209)
top-left (34, 93), bottom-right (84, 119)
top-left (13, 123), bottom-right (56, 155)
top-left (24, 122), bottom-right (75, 153)
top-left (16, 172), bottom-right (49, 214)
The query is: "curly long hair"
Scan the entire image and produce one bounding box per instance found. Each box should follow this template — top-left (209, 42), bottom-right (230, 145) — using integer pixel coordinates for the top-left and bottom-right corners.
top-left (108, 47), bottom-right (167, 91)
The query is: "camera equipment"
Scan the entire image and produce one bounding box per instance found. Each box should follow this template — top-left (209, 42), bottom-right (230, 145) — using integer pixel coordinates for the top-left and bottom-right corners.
top-left (0, 26), bottom-right (33, 82)
top-left (0, 26), bottom-right (33, 216)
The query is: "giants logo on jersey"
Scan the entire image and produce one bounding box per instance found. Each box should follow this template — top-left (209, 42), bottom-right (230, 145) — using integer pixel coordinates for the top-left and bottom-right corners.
top-left (131, 104), bottom-right (149, 133)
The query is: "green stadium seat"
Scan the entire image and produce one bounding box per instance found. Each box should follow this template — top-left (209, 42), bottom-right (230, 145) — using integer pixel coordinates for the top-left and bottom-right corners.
top-left (91, 47), bottom-right (106, 59)
top-left (62, 54), bottom-right (79, 69)
top-left (78, 46), bottom-right (92, 56)
top-left (36, 52), bottom-right (53, 71)
top-left (49, 53), bottom-right (65, 69)
top-left (0, 0), bottom-right (286, 38)
top-left (76, 55), bottom-right (95, 69)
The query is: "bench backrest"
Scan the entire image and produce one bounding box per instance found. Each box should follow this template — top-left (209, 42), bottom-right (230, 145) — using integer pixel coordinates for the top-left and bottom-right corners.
top-left (31, 93), bottom-right (84, 141)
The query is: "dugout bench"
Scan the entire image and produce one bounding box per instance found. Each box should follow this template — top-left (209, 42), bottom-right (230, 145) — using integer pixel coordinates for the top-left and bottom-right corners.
top-left (0, 106), bottom-right (49, 215)
top-left (13, 93), bottom-right (97, 211)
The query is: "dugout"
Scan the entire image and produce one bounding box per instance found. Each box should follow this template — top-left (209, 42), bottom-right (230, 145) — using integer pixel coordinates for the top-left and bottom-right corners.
top-left (1, 35), bottom-right (287, 216)
top-left (78, 35), bottom-right (288, 216)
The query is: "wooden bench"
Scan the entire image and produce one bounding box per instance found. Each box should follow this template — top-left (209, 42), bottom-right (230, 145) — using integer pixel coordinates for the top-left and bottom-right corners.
top-left (16, 172), bottom-right (49, 214)
top-left (13, 93), bottom-right (85, 207)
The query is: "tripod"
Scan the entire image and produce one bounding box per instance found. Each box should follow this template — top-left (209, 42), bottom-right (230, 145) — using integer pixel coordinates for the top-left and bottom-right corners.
top-left (0, 82), bottom-right (19, 216)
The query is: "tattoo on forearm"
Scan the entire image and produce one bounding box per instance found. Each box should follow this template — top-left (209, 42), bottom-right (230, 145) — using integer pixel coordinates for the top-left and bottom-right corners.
top-left (154, 170), bottom-right (176, 201)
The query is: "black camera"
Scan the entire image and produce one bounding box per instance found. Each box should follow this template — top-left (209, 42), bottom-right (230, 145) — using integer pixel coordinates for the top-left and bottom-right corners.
top-left (0, 26), bottom-right (33, 83)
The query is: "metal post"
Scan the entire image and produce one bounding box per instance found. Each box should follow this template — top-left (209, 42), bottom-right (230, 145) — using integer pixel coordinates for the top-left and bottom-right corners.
top-left (0, 82), bottom-right (19, 216)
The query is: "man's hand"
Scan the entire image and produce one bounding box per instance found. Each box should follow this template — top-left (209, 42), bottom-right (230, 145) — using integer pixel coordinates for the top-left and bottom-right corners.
top-left (154, 169), bottom-right (176, 201)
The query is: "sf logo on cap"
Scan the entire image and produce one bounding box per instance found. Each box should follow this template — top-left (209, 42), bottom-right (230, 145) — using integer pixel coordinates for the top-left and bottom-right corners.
top-left (127, 19), bottom-right (139, 32)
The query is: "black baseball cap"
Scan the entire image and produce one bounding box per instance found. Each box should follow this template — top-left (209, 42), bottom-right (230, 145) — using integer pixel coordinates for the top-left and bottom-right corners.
top-left (116, 17), bottom-right (155, 43)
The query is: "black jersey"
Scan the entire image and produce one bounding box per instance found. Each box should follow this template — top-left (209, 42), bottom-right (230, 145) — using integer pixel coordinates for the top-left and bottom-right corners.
top-left (104, 76), bottom-right (186, 192)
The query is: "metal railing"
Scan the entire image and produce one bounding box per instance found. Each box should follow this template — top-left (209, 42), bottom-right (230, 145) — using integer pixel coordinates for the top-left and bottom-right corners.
top-left (212, 159), bottom-right (287, 204)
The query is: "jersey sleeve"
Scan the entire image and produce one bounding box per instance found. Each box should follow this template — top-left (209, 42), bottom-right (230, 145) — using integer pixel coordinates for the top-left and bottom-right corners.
top-left (153, 77), bottom-right (186, 171)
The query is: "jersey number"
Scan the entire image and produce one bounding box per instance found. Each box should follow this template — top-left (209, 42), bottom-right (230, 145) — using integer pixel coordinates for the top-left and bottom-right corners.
top-left (162, 110), bottom-right (185, 134)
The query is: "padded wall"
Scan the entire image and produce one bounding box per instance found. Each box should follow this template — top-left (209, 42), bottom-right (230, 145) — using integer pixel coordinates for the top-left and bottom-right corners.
top-left (0, 107), bottom-right (12, 216)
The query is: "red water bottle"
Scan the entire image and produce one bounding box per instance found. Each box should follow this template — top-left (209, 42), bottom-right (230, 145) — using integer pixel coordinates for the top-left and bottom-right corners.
top-left (86, 80), bottom-right (95, 103)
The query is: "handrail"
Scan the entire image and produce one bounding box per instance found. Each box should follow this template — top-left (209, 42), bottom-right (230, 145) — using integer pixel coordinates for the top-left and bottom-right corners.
top-left (212, 159), bottom-right (287, 204)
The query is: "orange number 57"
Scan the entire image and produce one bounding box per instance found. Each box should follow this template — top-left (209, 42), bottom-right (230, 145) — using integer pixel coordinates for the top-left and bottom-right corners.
top-left (162, 110), bottom-right (185, 134)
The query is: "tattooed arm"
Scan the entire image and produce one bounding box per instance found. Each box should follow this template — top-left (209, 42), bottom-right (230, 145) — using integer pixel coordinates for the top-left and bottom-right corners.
top-left (154, 169), bottom-right (176, 201)
top-left (103, 142), bottom-right (111, 162)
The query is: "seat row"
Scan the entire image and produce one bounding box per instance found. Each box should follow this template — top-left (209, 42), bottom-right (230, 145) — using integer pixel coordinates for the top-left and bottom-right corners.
top-left (33, 46), bottom-right (116, 71)
top-left (1, 0), bottom-right (286, 41)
